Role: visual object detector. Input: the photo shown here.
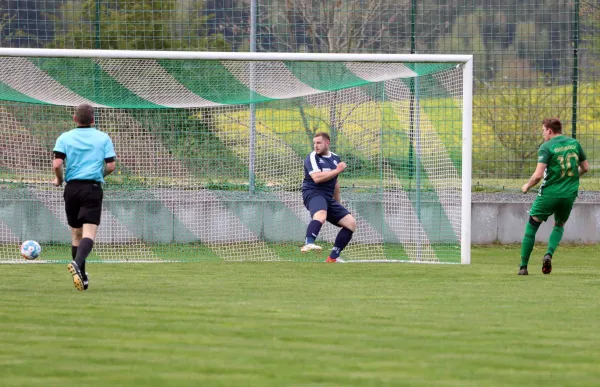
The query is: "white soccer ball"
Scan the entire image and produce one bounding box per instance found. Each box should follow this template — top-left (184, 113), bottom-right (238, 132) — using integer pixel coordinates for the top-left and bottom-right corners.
top-left (20, 240), bottom-right (41, 260)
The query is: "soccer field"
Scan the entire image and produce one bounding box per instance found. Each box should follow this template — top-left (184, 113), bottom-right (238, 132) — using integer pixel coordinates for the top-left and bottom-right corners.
top-left (1, 245), bottom-right (600, 386)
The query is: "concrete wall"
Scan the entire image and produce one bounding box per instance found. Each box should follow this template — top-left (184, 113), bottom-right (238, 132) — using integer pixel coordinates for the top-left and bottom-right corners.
top-left (1, 193), bottom-right (599, 244)
top-left (471, 202), bottom-right (600, 244)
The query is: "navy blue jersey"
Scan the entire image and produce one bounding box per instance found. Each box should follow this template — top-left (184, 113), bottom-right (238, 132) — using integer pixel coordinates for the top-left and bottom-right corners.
top-left (302, 151), bottom-right (341, 199)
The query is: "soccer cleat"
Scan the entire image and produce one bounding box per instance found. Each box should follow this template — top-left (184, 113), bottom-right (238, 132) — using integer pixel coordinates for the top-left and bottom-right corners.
top-left (83, 272), bottom-right (89, 290)
top-left (518, 266), bottom-right (528, 275)
top-left (542, 254), bottom-right (552, 274)
top-left (325, 257), bottom-right (345, 263)
top-left (301, 243), bottom-right (323, 253)
top-left (67, 261), bottom-right (85, 291)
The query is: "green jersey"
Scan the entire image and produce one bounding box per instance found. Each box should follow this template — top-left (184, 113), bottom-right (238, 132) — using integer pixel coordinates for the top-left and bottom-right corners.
top-left (538, 135), bottom-right (586, 198)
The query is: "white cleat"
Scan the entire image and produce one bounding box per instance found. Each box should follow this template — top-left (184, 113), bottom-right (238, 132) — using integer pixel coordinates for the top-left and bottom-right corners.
top-left (301, 243), bottom-right (323, 253)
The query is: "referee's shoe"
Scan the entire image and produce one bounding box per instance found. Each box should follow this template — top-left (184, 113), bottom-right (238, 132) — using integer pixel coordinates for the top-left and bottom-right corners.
top-left (67, 261), bottom-right (85, 291)
top-left (83, 273), bottom-right (89, 290)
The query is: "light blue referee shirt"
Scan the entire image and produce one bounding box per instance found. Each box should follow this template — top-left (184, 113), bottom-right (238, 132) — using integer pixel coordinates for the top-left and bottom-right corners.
top-left (53, 127), bottom-right (116, 184)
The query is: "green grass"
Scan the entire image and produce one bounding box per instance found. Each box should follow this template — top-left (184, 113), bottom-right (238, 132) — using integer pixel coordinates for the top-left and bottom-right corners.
top-left (5, 242), bottom-right (454, 264)
top-left (1, 244), bottom-right (600, 386)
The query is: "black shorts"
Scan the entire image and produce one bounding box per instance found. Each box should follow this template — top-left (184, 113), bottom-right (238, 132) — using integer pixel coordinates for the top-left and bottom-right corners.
top-left (64, 180), bottom-right (103, 228)
top-left (303, 194), bottom-right (350, 226)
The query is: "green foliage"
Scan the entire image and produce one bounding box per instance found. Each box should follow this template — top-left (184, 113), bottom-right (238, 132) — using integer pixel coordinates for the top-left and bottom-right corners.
top-left (205, 179), bottom-right (269, 192)
top-left (49, 0), bottom-right (229, 51)
top-left (209, 103), bottom-right (387, 184)
top-left (0, 0), bottom-right (53, 48)
top-left (0, 0), bottom-right (596, 87)
top-left (127, 109), bottom-right (249, 181)
top-left (581, 1), bottom-right (600, 63)
top-left (474, 83), bottom-right (572, 176)
top-left (206, 83), bottom-right (599, 185)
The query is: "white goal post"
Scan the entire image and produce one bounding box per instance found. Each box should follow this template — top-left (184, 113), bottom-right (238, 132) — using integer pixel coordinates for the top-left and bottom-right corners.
top-left (0, 48), bottom-right (472, 264)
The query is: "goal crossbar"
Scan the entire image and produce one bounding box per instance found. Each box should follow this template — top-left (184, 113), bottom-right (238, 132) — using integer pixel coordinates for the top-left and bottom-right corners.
top-left (0, 47), bottom-right (473, 63)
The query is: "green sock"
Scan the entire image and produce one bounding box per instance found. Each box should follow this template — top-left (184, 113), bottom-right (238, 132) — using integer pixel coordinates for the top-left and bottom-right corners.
top-left (520, 221), bottom-right (540, 267)
top-left (547, 225), bottom-right (564, 256)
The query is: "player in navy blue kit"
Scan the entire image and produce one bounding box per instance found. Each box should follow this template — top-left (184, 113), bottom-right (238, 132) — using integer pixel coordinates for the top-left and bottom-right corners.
top-left (301, 132), bottom-right (356, 263)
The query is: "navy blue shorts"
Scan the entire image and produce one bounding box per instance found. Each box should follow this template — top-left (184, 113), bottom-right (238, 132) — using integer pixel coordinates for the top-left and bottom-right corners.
top-left (304, 195), bottom-right (350, 226)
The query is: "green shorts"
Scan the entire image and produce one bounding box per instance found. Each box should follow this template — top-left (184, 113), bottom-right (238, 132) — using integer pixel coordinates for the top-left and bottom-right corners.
top-left (529, 195), bottom-right (576, 224)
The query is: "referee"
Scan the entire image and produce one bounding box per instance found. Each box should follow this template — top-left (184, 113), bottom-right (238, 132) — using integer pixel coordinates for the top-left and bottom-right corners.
top-left (52, 103), bottom-right (116, 291)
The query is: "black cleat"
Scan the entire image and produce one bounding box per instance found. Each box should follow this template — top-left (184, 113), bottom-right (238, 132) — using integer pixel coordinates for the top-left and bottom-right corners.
top-left (83, 272), bottom-right (89, 290)
top-left (67, 261), bottom-right (85, 291)
top-left (518, 266), bottom-right (528, 275)
top-left (542, 254), bottom-right (552, 274)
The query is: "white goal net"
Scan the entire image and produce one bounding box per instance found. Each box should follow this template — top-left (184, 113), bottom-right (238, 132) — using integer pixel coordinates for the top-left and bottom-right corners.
top-left (0, 49), bottom-right (472, 264)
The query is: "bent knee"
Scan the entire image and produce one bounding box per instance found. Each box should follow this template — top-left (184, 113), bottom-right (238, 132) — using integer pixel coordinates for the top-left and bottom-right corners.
top-left (530, 216), bottom-right (542, 225)
top-left (349, 220), bottom-right (357, 232)
top-left (72, 228), bottom-right (83, 238)
top-left (313, 211), bottom-right (327, 223)
top-left (344, 216), bottom-right (357, 232)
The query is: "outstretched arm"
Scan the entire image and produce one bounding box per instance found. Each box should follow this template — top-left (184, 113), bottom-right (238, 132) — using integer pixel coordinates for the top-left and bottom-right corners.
top-left (522, 163), bottom-right (546, 193)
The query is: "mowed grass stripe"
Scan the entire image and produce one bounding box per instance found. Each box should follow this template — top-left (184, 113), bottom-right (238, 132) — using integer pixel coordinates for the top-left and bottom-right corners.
top-left (1, 244), bottom-right (600, 386)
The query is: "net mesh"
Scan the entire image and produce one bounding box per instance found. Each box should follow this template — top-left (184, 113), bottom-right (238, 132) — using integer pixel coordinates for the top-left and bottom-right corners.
top-left (0, 55), bottom-right (465, 263)
top-left (0, 1), bottom-right (597, 190)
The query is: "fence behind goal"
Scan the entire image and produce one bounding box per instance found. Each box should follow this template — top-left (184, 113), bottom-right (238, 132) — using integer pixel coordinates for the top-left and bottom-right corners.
top-left (0, 50), bottom-right (471, 264)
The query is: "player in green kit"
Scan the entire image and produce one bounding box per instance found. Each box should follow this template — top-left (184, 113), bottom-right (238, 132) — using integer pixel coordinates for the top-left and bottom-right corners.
top-left (519, 118), bottom-right (589, 275)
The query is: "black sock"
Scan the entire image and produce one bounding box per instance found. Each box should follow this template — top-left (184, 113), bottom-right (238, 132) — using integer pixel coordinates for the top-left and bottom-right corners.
top-left (75, 238), bottom-right (94, 270)
top-left (305, 220), bottom-right (323, 244)
top-left (330, 228), bottom-right (354, 259)
top-left (72, 245), bottom-right (85, 276)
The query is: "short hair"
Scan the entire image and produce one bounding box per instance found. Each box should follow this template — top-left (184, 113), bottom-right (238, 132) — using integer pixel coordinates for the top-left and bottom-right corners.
top-left (74, 103), bottom-right (95, 126)
top-left (313, 132), bottom-right (330, 141)
top-left (543, 118), bottom-right (562, 134)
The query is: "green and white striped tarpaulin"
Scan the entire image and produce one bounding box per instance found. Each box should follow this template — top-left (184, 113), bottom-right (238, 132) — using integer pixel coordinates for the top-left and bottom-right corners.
top-left (0, 57), bottom-right (457, 107)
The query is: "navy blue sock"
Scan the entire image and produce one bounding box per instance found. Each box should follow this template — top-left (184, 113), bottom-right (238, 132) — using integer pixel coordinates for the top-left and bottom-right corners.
top-left (305, 220), bottom-right (323, 244)
top-left (330, 228), bottom-right (354, 259)
top-left (75, 238), bottom-right (94, 269)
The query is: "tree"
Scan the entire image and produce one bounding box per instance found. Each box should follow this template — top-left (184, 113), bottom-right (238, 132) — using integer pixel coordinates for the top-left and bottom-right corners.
top-left (0, 0), bottom-right (56, 47)
top-left (50, 0), bottom-right (228, 51)
top-left (201, 0), bottom-right (248, 51)
top-left (262, 0), bottom-right (413, 53)
top-left (474, 83), bottom-right (571, 175)
top-left (245, 1), bottom-right (415, 150)
top-left (581, 0), bottom-right (600, 60)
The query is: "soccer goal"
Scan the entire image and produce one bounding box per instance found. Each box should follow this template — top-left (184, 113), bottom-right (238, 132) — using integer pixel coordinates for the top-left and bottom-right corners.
top-left (0, 48), bottom-right (472, 264)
